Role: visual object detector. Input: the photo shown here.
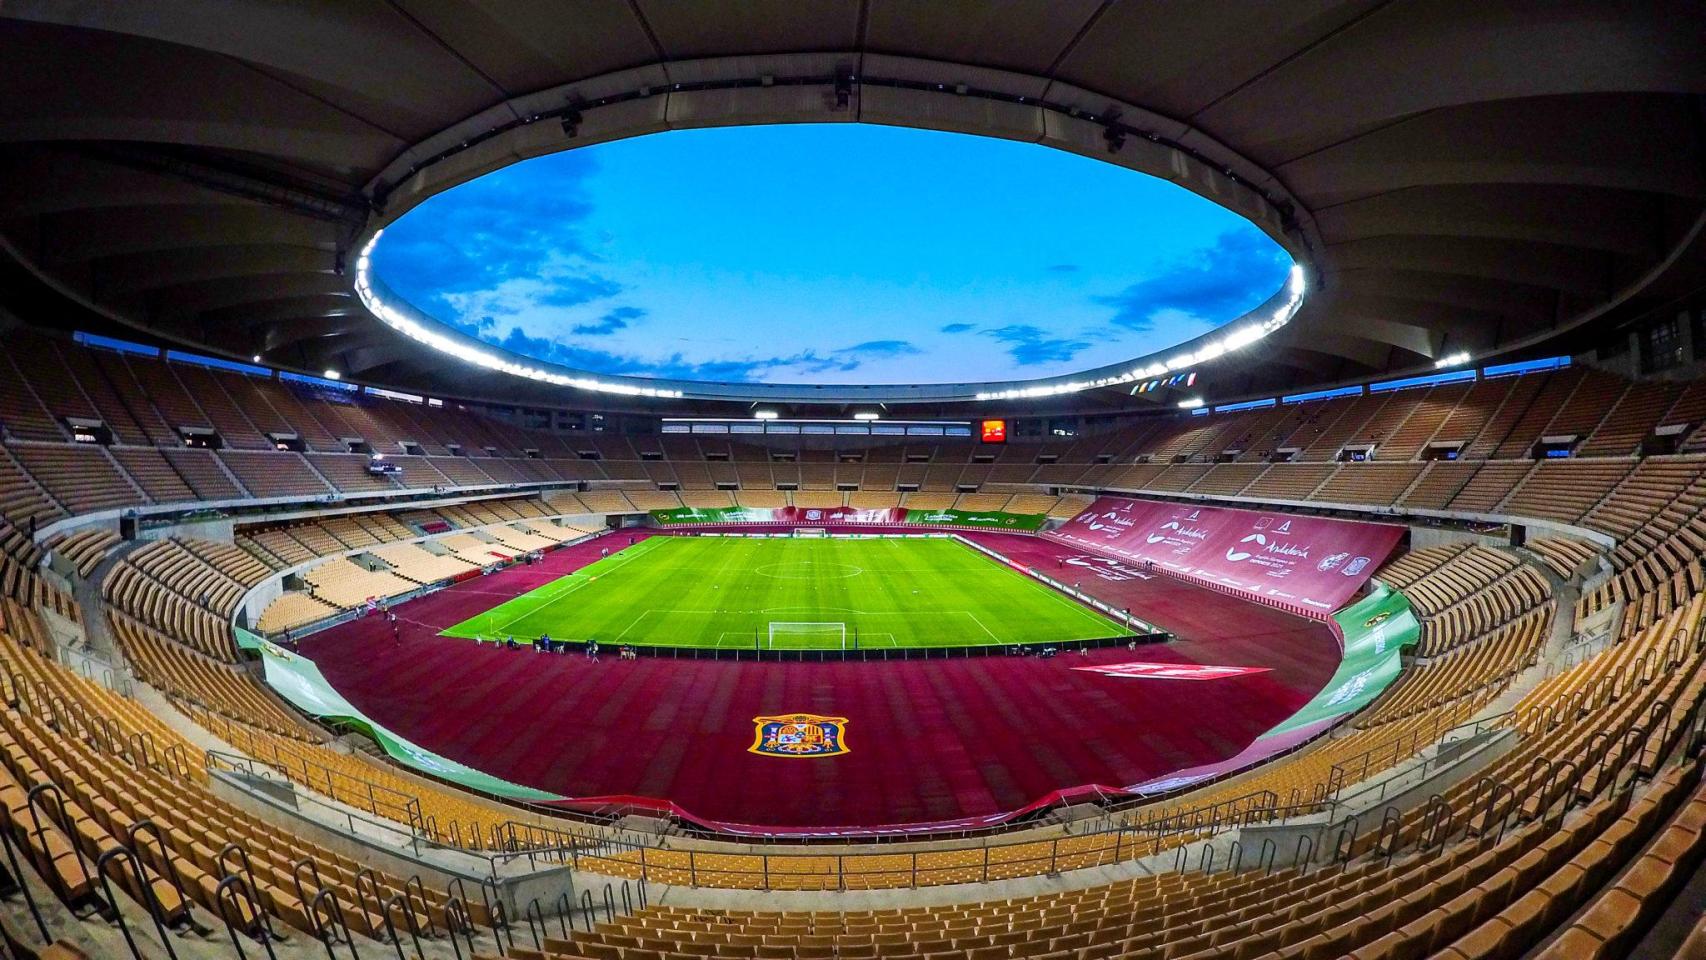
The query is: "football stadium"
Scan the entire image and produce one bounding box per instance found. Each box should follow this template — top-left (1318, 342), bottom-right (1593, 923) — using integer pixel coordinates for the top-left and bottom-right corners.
top-left (0, 5), bottom-right (1703, 960)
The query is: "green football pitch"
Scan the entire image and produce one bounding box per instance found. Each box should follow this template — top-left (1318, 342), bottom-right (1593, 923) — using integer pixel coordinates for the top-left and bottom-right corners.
top-left (438, 535), bottom-right (1130, 650)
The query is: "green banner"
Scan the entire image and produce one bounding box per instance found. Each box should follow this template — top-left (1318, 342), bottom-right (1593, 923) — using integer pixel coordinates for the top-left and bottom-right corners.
top-left (234, 625), bottom-right (265, 651)
top-left (647, 505), bottom-right (1047, 530)
top-left (251, 638), bottom-right (561, 802)
top-left (649, 506), bottom-right (779, 524)
top-left (902, 508), bottom-right (1046, 531)
top-left (1259, 580), bottom-right (1419, 740)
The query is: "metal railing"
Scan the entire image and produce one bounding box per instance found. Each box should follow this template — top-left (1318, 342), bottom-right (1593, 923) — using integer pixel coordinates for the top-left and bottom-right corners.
top-left (1328, 710), bottom-right (1517, 809)
top-left (549, 787), bottom-right (1327, 890)
top-left (198, 721), bottom-right (425, 833)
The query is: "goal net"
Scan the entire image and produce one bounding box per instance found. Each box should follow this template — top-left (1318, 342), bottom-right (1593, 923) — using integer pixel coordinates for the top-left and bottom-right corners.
top-left (792, 527), bottom-right (828, 538)
top-left (767, 621), bottom-right (848, 650)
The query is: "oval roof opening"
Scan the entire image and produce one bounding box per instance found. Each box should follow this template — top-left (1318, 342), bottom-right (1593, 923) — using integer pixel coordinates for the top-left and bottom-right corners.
top-left (372, 123), bottom-right (1293, 390)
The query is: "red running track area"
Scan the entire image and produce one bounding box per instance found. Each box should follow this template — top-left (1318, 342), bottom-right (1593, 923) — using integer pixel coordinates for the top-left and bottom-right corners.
top-left (301, 530), bottom-right (1341, 834)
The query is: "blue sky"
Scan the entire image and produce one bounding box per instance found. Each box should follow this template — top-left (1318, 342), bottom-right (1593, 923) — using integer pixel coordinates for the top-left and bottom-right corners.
top-left (374, 124), bottom-right (1291, 385)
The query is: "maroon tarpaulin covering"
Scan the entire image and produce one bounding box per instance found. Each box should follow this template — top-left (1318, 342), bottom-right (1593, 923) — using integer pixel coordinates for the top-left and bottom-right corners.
top-left (302, 528), bottom-right (1343, 834)
top-left (1049, 496), bottom-right (1404, 619)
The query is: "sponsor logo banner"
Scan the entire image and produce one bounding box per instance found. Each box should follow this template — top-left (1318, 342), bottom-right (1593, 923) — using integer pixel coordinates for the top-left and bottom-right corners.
top-left (1060, 554), bottom-right (1154, 582)
top-left (1051, 497), bottom-right (1403, 614)
top-left (1073, 661), bottom-right (1273, 681)
top-left (749, 713), bottom-right (850, 758)
top-left (1258, 581), bottom-right (1420, 740)
top-left (902, 508), bottom-right (1045, 530)
top-left (648, 506), bottom-right (1045, 530)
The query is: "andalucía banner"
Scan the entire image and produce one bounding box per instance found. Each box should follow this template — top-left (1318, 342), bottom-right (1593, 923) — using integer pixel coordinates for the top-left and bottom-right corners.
top-left (1050, 496), bottom-right (1404, 617)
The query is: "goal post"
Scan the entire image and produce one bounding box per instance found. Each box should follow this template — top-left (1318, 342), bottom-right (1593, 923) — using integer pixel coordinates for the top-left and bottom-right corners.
top-left (766, 621), bottom-right (849, 650)
top-left (792, 527), bottom-right (828, 538)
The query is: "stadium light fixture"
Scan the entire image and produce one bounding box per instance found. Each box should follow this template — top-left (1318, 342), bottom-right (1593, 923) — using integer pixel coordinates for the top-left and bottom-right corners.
top-left (251, 354), bottom-right (262, 363)
top-left (753, 410), bottom-right (779, 420)
top-left (1177, 397), bottom-right (1204, 409)
top-left (1435, 351), bottom-right (1471, 369)
top-left (852, 412), bottom-right (881, 421)
top-left (352, 230), bottom-right (684, 399)
top-left (974, 260), bottom-right (1306, 402)
top-left (323, 369), bottom-right (341, 380)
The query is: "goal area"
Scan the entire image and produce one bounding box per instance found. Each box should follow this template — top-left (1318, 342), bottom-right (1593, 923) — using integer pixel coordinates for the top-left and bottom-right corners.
top-left (767, 621), bottom-right (848, 650)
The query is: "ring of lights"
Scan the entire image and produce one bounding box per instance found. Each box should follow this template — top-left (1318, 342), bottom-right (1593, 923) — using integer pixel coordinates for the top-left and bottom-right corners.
top-left (351, 54), bottom-right (1313, 405)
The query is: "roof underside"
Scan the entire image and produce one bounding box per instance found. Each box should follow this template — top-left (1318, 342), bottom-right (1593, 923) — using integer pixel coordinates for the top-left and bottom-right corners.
top-left (1, 1), bottom-right (1702, 414)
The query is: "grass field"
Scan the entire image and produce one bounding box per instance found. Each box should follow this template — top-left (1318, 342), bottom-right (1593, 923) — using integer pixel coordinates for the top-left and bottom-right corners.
top-left (439, 535), bottom-right (1129, 650)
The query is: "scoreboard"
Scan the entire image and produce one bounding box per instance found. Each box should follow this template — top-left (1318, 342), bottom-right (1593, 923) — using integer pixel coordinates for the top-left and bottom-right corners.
top-left (980, 419), bottom-right (1007, 444)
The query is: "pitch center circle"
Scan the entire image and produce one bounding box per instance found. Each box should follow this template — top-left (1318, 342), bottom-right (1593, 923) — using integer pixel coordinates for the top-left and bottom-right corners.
top-left (754, 561), bottom-right (864, 580)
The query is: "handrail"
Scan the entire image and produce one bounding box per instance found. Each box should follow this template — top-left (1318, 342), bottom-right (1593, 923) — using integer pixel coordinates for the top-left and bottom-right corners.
top-left (0, 803), bottom-right (52, 943)
top-left (202, 721), bottom-right (424, 832)
top-left (208, 752), bottom-right (523, 898)
top-left (215, 873), bottom-right (279, 960)
top-left (1329, 709), bottom-right (1514, 805)
top-left (383, 892), bottom-right (425, 960)
top-left (308, 887), bottom-right (360, 960)
top-left (444, 897), bottom-right (477, 960)
top-left (95, 846), bottom-right (177, 960)
top-left (403, 874), bottom-right (437, 938)
top-left (352, 868), bottom-right (386, 945)
top-left (25, 782), bottom-right (90, 901)
top-left (217, 842), bottom-right (277, 943)
top-left (523, 897), bottom-right (547, 951)
top-left (126, 819), bottom-right (188, 922)
top-left (290, 857), bottom-right (326, 923)
top-left (211, 722), bottom-right (1343, 890)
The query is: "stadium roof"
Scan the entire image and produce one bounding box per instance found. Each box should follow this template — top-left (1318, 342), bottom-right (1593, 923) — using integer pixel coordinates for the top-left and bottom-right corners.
top-left (1, 2), bottom-right (1702, 411)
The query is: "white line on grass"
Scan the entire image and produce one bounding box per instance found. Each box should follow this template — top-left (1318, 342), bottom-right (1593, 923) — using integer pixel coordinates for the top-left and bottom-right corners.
top-left (946, 539), bottom-right (1127, 637)
top-left (964, 612), bottom-right (1002, 643)
top-left (612, 609), bottom-right (655, 644)
top-left (484, 538), bottom-right (660, 634)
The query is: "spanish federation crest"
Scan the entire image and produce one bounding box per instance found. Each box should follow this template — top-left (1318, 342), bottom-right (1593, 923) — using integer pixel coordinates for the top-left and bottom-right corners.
top-left (749, 713), bottom-right (849, 758)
